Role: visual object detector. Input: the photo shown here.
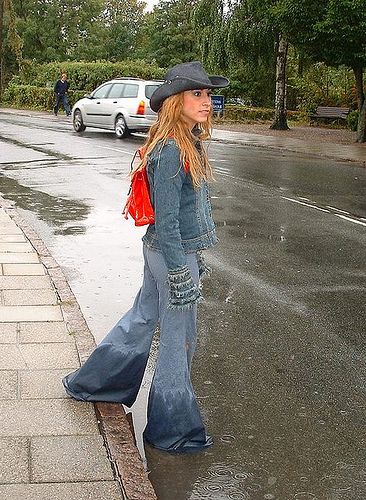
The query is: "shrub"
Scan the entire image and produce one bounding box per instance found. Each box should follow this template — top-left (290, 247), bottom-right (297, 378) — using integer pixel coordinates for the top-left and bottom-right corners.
top-left (220, 105), bottom-right (301, 123)
top-left (288, 63), bottom-right (357, 113)
top-left (347, 110), bottom-right (359, 131)
top-left (2, 60), bottom-right (165, 110)
top-left (14, 60), bottom-right (165, 92)
top-left (2, 84), bottom-right (86, 110)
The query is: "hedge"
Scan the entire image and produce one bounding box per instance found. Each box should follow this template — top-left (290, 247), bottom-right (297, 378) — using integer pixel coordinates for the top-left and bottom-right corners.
top-left (220, 104), bottom-right (302, 122)
top-left (1, 84), bottom-right (87, 110)
top-left (12, 60), bottom-right (165, 92)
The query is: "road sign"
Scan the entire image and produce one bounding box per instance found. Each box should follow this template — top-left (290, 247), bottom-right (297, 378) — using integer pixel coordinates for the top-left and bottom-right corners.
top-left (211, 95), bottom-right (224, 114)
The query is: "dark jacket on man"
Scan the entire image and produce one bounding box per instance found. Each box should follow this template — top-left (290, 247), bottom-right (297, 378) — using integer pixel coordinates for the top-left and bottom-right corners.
top-left (54, 80), bottom-right (69, 95)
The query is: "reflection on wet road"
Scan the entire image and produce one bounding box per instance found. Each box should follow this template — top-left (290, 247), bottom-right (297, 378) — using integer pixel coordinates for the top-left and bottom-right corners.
top-left (1, 111), bottom-right (366, 499)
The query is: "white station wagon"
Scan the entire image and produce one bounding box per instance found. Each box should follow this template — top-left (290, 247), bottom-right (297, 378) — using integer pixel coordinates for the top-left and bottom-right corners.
top-left (72, 77), bottom-right (163, 138)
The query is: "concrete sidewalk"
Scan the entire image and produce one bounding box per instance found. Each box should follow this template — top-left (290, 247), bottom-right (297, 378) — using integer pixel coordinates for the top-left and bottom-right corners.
top-left (0, 199), bottom-right (156, 500)
top-left (1, 107), bottom-right (365, 165)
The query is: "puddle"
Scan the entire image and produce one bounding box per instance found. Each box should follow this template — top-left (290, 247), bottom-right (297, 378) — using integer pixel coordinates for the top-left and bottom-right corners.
top-left (0, 173), bottom-right (90, 230)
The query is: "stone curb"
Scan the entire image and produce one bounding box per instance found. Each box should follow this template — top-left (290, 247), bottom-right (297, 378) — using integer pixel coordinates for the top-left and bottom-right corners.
top-left (0, 195), bottom-right (157, 500)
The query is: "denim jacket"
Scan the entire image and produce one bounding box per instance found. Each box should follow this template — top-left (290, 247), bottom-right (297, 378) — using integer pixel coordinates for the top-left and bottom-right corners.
top-left (142, 138), bottom-right (218, 309)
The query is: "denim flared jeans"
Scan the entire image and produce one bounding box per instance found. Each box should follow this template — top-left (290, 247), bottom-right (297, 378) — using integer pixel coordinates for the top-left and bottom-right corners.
top-left (62, 244), bottom-right (212, 453)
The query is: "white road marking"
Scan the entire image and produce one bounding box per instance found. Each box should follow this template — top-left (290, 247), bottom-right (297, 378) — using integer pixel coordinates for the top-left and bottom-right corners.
top-left (333, 214), bottom-right (366, 227)
top-left (283, 196), bottom-right (366, 227)
top-left (326, 205), bottom-right (349, 214)
top-left (96, 146), bottom-right (135, 155)
top-left (282, 197), bottom-right (330, 213)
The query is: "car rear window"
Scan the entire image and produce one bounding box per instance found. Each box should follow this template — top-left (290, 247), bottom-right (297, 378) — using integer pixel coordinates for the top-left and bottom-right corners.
top-left (145, 85), bottom-right (161, 99)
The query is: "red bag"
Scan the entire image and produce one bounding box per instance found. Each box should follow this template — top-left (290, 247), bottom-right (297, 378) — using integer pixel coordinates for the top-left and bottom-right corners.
top-left (122, 148), bottom-right (155, 227)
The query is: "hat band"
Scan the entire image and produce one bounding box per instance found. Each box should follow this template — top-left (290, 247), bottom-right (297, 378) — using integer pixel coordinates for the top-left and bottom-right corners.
top-left (164, 75), bottom-right (211, 86)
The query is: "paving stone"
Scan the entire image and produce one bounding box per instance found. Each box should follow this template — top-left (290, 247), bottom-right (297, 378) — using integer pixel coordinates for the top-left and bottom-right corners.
top-left (0, 242), bottom-right (33, 253)
top-left (0, 399), bottom-right (99, 436)
top-left (0, 305), bottom-right (63, 322)
top-left (0, 345), bottom-right (27, 369)
top-left (0, 253), bottom-right (39, 264)
top-left (0, 323), bottom-right (17, 343)
top-left (19, 322), bottom-right (73, 343)
top-left (3, 263), bottom-right (45, 276)
top-left (0, 481), bottom-right (122, 500)
top-left (20, 369), bottom-right (70, 399)
top-left (0, 210), bottom-right (9, 221)
top-left (31, 435), bottom-right (113, 482)
top-left (4, 289), bottom-right (58, 306)
top-left (0, 224), bottom-right (23, 235)
top-left (19, 343), bottom-right (79, 369)
top-left (0, 437), bottom-right (29, 483)
top-left (0, 371), bottom-right (18, 399)
top-left (0, 275), bottom-right (52, 290)
top-left (0, 235), bottom-right (26, 243)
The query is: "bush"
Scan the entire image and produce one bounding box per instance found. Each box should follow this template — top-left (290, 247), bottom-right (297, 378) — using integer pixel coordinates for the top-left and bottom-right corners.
top-left (221, 63), bottom-right (275, 108)
top-left (2, 59), bottom-right (165, 110)
top-left (347, 110), bottom-right (359, 131)
top-left (220, 105), bottom-right (301, 123)
top-left (2, 84), bottom-right (86, 110)
top-left (14, 60), bottom-right (165, 92)
top-left (288, 63), bottom-right (357, 113)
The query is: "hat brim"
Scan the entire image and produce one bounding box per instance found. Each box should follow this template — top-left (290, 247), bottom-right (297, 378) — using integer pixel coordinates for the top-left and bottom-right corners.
top-left (150, 75), bottom-right (229, 112)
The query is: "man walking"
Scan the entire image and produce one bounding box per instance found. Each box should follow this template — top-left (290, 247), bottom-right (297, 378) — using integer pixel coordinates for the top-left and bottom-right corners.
top-left (53, 73), bottom-right (71, 116)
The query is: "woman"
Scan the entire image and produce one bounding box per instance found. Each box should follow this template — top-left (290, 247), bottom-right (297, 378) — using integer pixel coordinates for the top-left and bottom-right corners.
top-left (63, 61), bottom-right (229, 453)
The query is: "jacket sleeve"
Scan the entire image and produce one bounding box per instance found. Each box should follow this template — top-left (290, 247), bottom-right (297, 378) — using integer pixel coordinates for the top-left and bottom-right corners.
top-left (54, 81), bottom-right (59, 93)
top-left (152, 141), bottom-right (202, 310)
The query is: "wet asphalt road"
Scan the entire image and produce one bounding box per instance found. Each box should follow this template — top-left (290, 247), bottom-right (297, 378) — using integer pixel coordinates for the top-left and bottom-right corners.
top-left (1, 111), bottom-right (366, 500)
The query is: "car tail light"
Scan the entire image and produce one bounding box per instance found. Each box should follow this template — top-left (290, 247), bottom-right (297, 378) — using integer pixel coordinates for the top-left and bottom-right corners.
top-left (136, 101), bottom-right (145, 115)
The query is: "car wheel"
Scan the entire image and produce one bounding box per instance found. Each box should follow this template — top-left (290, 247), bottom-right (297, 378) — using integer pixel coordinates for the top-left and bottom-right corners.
top-left (73, 109), bottom-right (86, 132)
top-left (115, 115), bottom-right (130, 139)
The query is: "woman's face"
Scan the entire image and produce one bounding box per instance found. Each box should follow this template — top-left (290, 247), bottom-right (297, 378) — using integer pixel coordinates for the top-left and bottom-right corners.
top-left (182, 89), bottom-right (212, 128)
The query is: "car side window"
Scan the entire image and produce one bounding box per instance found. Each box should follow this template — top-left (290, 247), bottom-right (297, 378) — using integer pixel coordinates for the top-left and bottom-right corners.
top-left (123, 84), bottom-right (138, 98)
top-left (92, 84), bottom-right (112, 99)
top-left (108, 83), bottom-right (125, 99)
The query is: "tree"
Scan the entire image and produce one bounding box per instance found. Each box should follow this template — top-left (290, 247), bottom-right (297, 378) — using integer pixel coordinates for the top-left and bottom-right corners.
top-left (143, 0), bottom-right (200, 68)
top-left (12, 0), bottom-right (105, 62)
top-left (195, 0), bottom-right (289, 127)
top-left (193, 0), bottom-right (228, 72)
top-left (99, 0), bottom-right (146, 60)
top-left (276, 0), bottom-right (366, 141)
top-left (271, 32), bottom-right (289, 129)
top-left (0, 0), bottom-right (23, 93)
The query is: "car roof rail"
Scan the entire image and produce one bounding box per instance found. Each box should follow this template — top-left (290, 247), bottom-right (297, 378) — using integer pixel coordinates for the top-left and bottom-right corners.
top-left (114, 77), bottom-right (143, 81)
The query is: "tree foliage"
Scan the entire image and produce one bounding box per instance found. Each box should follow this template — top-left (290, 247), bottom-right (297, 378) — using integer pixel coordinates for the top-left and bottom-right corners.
top-left (275, 0), bottom-right (366, 139)
top-left (142, 0), bottom-right (200, 68)
top-left (275, 0), bottom-right (366, 70)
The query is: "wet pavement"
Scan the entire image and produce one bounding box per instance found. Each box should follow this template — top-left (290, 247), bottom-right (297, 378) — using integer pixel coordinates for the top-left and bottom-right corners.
top-left (1, 109), bottom-right (366, 499)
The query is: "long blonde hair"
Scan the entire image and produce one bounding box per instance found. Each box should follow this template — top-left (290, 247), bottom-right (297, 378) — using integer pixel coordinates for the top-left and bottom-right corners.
top-left (133, 92), bottom-right (213, 187)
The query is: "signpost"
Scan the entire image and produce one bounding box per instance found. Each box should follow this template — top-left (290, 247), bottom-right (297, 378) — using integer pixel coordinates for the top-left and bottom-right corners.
top-left (211, 95), bottom-right (225, 117)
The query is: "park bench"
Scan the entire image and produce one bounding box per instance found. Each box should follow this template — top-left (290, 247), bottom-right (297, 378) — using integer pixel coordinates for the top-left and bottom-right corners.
top-left (310, 106), bottom-right (350, 123)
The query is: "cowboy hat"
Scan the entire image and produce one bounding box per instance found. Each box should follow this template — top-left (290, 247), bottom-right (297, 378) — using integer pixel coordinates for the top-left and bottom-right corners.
top-left (150, 61), bottom-right (229, 112)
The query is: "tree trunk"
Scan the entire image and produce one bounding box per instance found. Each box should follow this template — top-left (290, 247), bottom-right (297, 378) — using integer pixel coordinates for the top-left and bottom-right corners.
top-left (352, 66), bottom-right (364, 112)
top-left (356, 96), bottom-right (366, 143)
top-left (0, 0), bottom-right (4, 97)
top-left (270, 32), bottom-right (289, 130)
